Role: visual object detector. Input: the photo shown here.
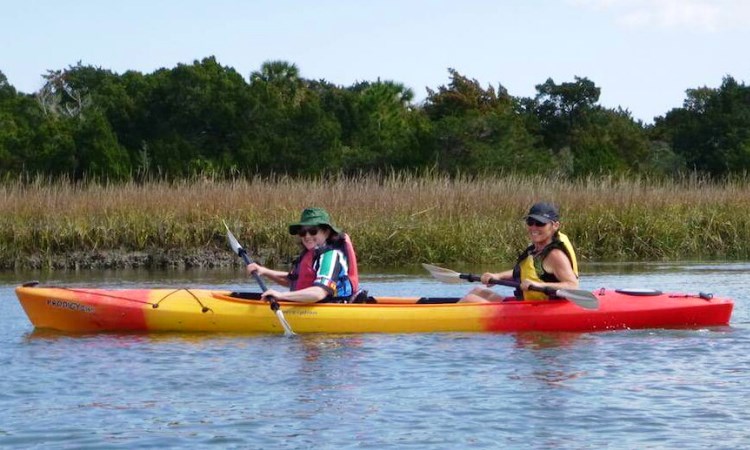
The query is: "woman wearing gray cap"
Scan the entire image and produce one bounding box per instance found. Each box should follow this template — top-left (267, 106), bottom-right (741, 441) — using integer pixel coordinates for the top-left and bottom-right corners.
top-left (460, 202), bottom-right (579, 303)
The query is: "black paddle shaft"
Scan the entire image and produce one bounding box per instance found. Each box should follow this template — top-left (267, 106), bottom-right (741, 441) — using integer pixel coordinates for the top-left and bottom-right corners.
top-left (460, 273), bottom-right (556, 296)
top-left (238, 248), bottom-right (281, 311)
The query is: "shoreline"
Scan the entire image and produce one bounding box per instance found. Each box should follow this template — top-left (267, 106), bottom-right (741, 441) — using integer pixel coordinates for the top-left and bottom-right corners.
top-left (7, 248), bottom-right (238, 271)
top-left (3, 174), bottom-right (750, 269)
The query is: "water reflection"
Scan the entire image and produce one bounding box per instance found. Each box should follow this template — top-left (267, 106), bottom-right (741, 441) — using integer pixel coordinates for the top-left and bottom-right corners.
top-left (512, 331), bottom-right (586, 350)
top-left (507, 332), bottom-right (590, 388)
top-left (294, 334), bottom-right (366, 362)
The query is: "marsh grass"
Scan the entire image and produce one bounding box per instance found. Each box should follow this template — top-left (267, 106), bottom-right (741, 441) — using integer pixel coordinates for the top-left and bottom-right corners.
top-left (1, 172), bottom-right (749, 269)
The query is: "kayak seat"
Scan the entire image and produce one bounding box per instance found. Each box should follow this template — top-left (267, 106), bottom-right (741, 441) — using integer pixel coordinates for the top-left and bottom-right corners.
top-left (316, 289), bottom-right (371, 304)
top-left (229, 290), bottom-right (372, 303)
top-left (229, 291), bottom-right (263, 300)
top-left (349, 289), bottom-right (372, 303)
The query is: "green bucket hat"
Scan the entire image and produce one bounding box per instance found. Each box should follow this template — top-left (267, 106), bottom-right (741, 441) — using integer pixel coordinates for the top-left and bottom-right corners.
top-left (288, 207), bottom-right (341, 235)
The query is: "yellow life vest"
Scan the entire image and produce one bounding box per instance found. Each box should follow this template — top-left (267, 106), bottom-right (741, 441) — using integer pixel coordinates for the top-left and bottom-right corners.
top-left (514, 232), bottom-right (578, 301)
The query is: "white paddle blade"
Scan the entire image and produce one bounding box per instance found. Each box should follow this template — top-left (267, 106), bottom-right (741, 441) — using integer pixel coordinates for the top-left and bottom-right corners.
top-left (421, 263), bottom-right (463, 284)
top-left (556, 289), bottom-right (600, 310)
top-left (274, 310), bottom-right (296, 336)
top-left (223, 221), bottom-right (243, 256)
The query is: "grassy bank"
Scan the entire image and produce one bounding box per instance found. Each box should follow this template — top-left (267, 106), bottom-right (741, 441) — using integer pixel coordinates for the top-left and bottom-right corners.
top-left (1, 173), bottom-right (749, 270)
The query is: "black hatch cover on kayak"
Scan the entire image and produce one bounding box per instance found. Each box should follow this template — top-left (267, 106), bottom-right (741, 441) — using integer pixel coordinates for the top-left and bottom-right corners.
top-left (615, 288), bottom-right (663, 296)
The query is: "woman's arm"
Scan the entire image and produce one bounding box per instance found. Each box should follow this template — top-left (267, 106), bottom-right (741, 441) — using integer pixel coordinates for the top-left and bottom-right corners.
top-left (261, 286), bottom-right (328, 303)
top-left (246, 263), bottom-right (291, 287)
top-left (481, 269), bottom-right (514, 285)
top-left (526, 249), bottom-right (579, 291)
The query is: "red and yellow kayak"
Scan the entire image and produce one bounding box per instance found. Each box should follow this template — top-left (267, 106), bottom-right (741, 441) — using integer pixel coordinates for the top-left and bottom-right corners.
top-left (14, 283), bottom-right (733, 334)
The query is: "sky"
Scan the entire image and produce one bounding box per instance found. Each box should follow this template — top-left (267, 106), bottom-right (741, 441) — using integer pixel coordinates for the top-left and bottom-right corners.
top-left (2, 0), bottom-right (749, 123)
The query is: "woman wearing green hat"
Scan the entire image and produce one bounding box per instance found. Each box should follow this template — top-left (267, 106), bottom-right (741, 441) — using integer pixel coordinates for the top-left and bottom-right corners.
top-left (246, 207), bottom-right (360, 303)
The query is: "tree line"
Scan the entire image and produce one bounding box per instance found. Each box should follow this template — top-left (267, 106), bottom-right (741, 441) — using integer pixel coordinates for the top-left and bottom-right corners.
top-left (1, 56), bottom-right (749, 181)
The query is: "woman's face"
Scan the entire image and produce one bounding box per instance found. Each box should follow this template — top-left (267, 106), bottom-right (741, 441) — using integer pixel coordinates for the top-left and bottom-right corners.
top-left (297, 226), bottom-right (330, 250)
top-left (525, 218), bottom-right (560, 245)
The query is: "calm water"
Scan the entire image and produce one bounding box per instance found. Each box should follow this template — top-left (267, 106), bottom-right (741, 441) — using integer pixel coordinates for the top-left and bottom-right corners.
top-left (1, 263), bottom-right (749, 449)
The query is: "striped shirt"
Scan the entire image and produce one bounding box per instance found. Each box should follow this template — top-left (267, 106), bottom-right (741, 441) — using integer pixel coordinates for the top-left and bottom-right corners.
top-left (312, 248), bottom-right (353, 298)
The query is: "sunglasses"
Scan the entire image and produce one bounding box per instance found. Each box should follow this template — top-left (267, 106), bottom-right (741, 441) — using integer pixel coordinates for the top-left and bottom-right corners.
top-left (297, 226), bottom-right (320, 237)
top-left (525, 218), bottom-right (548, 227)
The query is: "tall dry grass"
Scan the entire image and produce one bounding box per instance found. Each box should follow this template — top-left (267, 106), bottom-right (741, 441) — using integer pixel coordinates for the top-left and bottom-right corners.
top-left (1, 172), bottom-right (749, 269)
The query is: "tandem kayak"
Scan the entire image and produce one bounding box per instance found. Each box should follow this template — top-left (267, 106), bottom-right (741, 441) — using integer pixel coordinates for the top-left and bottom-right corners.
top-left (14, 282), bottom-right (733, 334)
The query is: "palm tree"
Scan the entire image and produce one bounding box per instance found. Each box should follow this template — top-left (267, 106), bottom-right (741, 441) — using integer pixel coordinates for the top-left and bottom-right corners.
top-left (249, 60), bottom-right (304, 106)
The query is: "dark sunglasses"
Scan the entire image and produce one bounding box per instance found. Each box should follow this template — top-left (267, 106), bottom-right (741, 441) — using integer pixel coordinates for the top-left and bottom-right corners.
top-left (525, 218), bottom-right (548, 227)
top-left (297, 226), bottom-right (320, 237)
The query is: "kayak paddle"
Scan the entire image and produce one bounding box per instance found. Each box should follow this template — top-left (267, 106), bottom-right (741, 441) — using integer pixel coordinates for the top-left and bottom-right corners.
top-left (224, 221), bottom-right (295, 336)
top-left (422, 263), bottom-right (599, 310)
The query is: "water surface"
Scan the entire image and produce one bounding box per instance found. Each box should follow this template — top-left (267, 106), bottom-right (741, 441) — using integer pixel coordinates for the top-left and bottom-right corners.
top-left (1, 263), bottom-right (748, 449)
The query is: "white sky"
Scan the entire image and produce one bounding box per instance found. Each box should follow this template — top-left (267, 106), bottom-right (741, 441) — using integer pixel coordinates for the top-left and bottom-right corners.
top-left (2, 0), bottom-right (749, 123)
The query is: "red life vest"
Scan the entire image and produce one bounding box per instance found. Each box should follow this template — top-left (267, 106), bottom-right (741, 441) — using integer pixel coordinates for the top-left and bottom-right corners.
top-left (289, 233), bottom-right (359, 293)
top-left (290, 250), bottom-right (316, 291)
top-left (344, 233), bottom-right (359, 292)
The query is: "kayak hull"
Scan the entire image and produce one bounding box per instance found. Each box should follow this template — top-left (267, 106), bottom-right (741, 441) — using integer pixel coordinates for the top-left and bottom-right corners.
top-left (15, 285), bottom-right (734, 334)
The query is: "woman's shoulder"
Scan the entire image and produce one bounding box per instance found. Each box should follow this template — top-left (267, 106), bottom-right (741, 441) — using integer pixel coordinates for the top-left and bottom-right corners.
top-left (314, 245), bottom-right (345, 257)
top-left (545, 247), bottom-right (572, 265)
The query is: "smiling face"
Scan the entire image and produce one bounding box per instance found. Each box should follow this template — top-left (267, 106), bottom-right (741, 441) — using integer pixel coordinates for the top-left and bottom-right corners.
top-left (525, 218), bottom-right (560, 247)
top-left (296, 225), bottom-right (331, 250)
